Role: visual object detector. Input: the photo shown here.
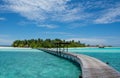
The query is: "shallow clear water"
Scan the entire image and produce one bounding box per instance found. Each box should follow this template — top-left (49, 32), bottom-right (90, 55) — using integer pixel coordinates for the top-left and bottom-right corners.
top-left (69, 47), bottom-right (120, 72)
top-left (0, 48), bottom-right (80, 78)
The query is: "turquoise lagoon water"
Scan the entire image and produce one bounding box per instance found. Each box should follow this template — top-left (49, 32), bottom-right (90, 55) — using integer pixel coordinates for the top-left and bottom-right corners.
top-left (69, 47), bottom-right (120, 72)
top-left (0, 48), bottom-right (80, 78)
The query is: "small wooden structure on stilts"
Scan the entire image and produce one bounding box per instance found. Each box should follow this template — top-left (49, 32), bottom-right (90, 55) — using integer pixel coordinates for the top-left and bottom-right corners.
top-left (55, 42), bottom-right (70, 52)
top-left (54, 42), bottom-right (70, 57)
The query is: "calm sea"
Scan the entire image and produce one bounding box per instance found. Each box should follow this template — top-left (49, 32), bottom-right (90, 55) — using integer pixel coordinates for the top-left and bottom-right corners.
top-left (0, 48), bottom-right (80, 78)
top-left (1, 47), bottom-right (120, 78)
top-left (69, 47), bottom-right (120, 72)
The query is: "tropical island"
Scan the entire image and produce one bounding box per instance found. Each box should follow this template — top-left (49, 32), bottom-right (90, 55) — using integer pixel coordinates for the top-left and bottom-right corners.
top-left (12, 38), bottom-right (112, 48)
top-left (12, 38), bottom-right (87, 48)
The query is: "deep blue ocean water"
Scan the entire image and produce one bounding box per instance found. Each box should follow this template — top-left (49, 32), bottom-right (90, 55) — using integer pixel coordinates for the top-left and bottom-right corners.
top-left (69, 47), bottom-right (120, 72)
top-left (0, 48), bottom-right (80, 78)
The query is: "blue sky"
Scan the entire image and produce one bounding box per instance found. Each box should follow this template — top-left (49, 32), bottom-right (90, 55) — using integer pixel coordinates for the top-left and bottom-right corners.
top-left (0, 0), bottom-right (120, 46)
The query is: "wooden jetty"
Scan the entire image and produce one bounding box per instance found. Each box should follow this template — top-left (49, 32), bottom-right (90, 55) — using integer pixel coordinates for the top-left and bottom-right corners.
top-left (40, 48), bottom-right (120, 78)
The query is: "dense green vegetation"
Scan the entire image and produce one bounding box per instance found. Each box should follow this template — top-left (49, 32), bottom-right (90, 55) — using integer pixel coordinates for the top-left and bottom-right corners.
top-left (12, 38), bottom-right (86, 48)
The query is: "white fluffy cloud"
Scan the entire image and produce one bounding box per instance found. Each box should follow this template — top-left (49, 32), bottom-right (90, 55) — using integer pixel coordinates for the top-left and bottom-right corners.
top-left (2, 0), bottom-right (120, 26)
top-left (4, 0), bottom-right (86, 22)
top-left (94, 4), bottom-right (120, 24)
top-left (37, 24), bottom-right (58, 29)
top-left (0, 17), bottom-right (5, 21)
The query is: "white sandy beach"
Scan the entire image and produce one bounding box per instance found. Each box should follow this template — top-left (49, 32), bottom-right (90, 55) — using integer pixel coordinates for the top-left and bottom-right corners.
top-left (0, 46), bottom-right (31, 49)
top-left (0, 47), bottom-right (40, 52)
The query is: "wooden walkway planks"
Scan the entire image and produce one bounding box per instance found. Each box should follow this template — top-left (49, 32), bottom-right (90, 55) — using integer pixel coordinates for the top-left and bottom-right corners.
top-left (40, 48), bottom-right (120, 78)
top-left (78, 54), bottom-right (120, 78)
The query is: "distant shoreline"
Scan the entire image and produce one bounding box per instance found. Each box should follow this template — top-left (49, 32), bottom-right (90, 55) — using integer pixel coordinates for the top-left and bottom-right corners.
top-left (0, 46), bottom-right (119, 49)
